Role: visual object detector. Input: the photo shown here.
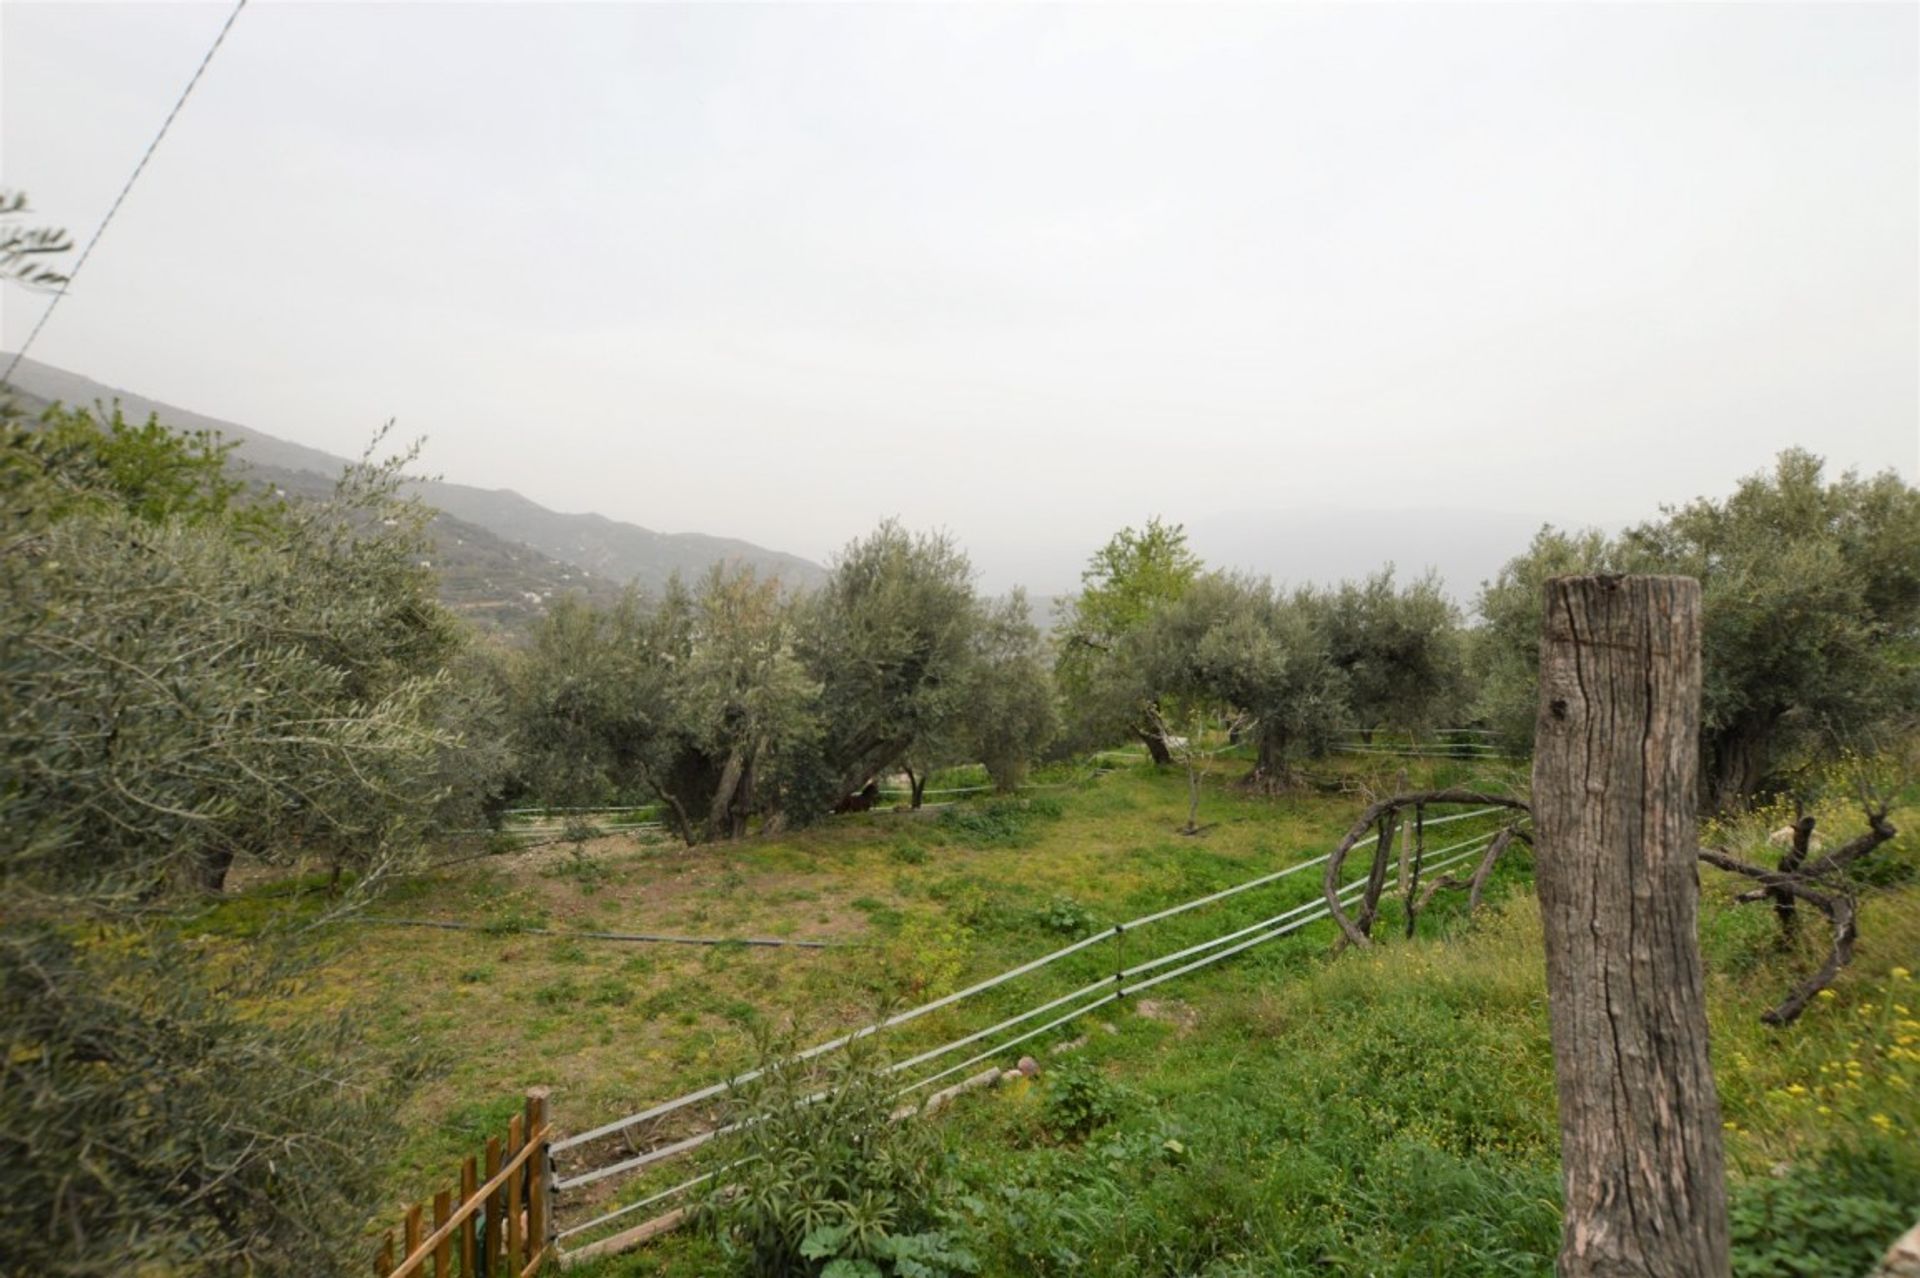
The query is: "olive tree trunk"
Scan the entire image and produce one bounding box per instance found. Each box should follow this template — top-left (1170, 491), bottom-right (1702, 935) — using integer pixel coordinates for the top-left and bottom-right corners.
top-left (1532, 574), bottom-right (1729, 1278)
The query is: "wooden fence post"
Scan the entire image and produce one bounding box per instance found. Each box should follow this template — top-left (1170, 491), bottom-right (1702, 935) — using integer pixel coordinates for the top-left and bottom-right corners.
top-left (1532, 575), bottom-right (1729, 1277)
top-left (505, 1112), bottom-right (525, 1276)
top-left (526, 1087), bottom-right (552, 1262)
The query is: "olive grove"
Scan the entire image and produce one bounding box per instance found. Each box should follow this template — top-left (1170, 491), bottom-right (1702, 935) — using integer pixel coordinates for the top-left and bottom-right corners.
top-left (1, 400), bottom-right (498, 1273)
top-left (1477, 450), bottom-right (1920, 809)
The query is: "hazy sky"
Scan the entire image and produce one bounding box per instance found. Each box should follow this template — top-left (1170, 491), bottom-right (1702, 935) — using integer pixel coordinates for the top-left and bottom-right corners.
top-left (3, 2), bottom-right (1915, 594)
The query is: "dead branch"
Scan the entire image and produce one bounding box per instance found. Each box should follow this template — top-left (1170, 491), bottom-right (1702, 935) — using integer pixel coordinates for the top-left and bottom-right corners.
top-left (1322, 790), bottom-right (1531, 949)
top-left (1698, 806), bottom-right (1897, 1025)
top-left (1414, 826), bottom-right (1523, 918)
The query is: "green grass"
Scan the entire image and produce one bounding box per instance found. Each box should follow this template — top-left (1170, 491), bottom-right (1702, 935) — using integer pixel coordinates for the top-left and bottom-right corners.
top-left (212, 748), bottom-right (1920, 1275)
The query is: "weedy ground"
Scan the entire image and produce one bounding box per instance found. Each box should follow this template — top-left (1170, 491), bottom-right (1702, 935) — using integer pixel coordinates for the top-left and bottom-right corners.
top-left (205, 749), bottom-right (1920, 1277)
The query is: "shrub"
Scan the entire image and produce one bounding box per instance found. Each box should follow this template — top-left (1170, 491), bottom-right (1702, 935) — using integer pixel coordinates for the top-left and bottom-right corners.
top-left (1034, 895), bottom-right (1098, 937)
top-left (864, 911), bottom-right (973, 1001)
top-left (698, 1036), bottom-right (977, 1277)
top-left (1041, 1058), bottom-right (1123, 1141)
top-left (0, 923), bottom-right (412, 1274)
top-left (1730, 1139), bottom-right (1920, 1278)
top-left (938, 797), bottom-right (1062, 849)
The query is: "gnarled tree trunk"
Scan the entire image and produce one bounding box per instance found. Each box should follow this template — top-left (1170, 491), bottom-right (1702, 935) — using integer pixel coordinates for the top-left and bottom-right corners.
top-left (195, 845), bottom-right (237, 895)
top-left (1255, 723), bottom-right (1288, 782)
top-left (707, 745), bottom-right (747, 841)
top-left (1533, 574), bottom-right (1729, 1277)
top-left (1704, 711), bottom-right (1774, 813)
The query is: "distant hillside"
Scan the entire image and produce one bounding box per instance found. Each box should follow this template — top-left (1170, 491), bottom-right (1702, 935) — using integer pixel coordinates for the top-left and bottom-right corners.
top-left (1, 357), bottom-right (828, 626)
top-left (243, 458), bottom-right (627, 633)
top-left (417, 481), bottom-right (826, 597)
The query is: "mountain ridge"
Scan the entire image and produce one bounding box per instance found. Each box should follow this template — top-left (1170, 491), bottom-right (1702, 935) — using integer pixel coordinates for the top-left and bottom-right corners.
top-left (1, 356), bottom-right (829, 624)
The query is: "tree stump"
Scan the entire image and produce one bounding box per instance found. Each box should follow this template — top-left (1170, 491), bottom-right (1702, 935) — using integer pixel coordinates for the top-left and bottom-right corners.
top-left (1532, 574), bottom-right (1730, 1277)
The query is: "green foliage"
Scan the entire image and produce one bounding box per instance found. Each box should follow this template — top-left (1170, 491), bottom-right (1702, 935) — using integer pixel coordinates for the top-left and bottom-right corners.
top-left (1034, 895), bottom-right (1098, 936)
top-left (0, 923), bottom-right (413, 1275)
top-left (958, 590), bottom-right (1059, 793)
top-left (864, 910), bottom-right (974, 1001)
top-left (1306, 567), bottom-right (1470, 736)
top-left (1729, 1139), bottom-right (1920, 1278)
top-left (803, 521), bottom-right (979, 799)
top-left (668, 565), bottom-right (825, 838)
top-left (509, 591), bottom-right (672, 808)
top-left (938, 797), bottom-right (1064, 849)
top-left (3, 417), bottom-right (470, 894)
top-left (0, 405), bottom-right (495, 1271)
top-left (509, 566), bottom-right (822, 842)
top-left (551, 843), bottom-right (611, 893)
top-left (699, 1036), bottom-right (971, 1278)
top-left (0, 187), bottom-right (72, 291)
top-left (1060, 518), bottom-right (1204, 661)
top-left (807, 1229), bottom-right (979, 1278)
top-left (508, 522), bottom-right (1060, 838)
top-left (1124, 573), bottom-right (1348, 779)
top-left (1055, 518), bottom-right (1202, 750)
top-left (6, 399), bottom-right (261, 529)
top-left (1472, 525), bottom-right (1615, 752)
top-left (1476, 451), bottom-right (1920, 806)
top-left (1041, 1058), bottom-right (1123, 1140)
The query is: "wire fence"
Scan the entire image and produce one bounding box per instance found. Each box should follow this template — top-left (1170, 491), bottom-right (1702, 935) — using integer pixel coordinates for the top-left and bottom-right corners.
top-left (546, 800), bottom-right (1521, 1248)
top-left (1330, 727), bottom-right (1520, 762)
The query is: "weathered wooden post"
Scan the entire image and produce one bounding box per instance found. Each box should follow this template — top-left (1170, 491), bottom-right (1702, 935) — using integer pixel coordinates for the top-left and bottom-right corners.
top-left (1532, 575), bottom-right (1729, 1277)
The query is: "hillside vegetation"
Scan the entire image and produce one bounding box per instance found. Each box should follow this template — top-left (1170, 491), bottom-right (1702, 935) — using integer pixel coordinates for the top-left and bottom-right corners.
top-left (207, 748), bottom-right (1920, 1277)
top-left (5, 398), bottom-right (1917, 1276)
top-left (0, 355), bottom-right (828, 622)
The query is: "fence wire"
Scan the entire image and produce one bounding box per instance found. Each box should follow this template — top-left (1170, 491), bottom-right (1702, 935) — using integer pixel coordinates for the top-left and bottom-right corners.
top-left (550, 804), bottom-right (1520, 1241)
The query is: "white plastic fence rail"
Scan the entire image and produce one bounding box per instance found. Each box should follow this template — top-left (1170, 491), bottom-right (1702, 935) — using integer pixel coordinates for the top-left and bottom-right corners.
top-left (551, 806), bottom-right (1501, 1158)
top-left (549, 924), bottom-right (1122, 1158)
top-left (503, 804), bottom-right (663, 816)
top-left (551, 805), bottom-right (1508, 1171)
top-left (553, 828), bottom-right (1510, 1241)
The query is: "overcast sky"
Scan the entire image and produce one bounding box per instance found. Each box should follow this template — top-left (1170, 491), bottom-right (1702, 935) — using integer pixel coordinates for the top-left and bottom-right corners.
top-left (3, 2), bottom-right (1915, 594)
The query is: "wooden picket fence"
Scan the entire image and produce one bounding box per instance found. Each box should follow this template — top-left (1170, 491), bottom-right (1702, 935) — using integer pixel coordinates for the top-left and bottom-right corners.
top-left (373, 1089), bottom-right (554, 1277)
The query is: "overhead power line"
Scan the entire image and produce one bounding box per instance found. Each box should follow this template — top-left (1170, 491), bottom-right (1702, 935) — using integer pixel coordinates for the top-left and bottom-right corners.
top-left (2, 0), bottom-right (248, 388)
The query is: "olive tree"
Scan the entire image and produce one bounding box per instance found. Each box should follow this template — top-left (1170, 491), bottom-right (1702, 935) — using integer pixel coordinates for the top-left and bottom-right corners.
top-left (1625, 450), bottom-right (1920, 808)
top-left (1308, 568), bottom-right (1470, 740)
top-left (0, 187), bottom-right (71, 292)
top-left (510, 568), bottom-right (822, 843)
top-left (1475, 450), bottom-right (1920, 808)
top-left (960, 590), bottom-right (1060, 792)
top-left (510, 591), bottom-right (670, 808)
top-left (1126, 574), bottom-right (1348, 800)
top-left (1055, 518), bottom-right (1203, 763)
top-left (658, 565), bottom-right (822, 841)
top-left (2, 397), bottom-right (473, 1273)
top-left (801, 521), bottom-right (977, 801)
top-left (3, 409), bottom-right (468, 895)
top-left (862, 591), bottom-right (1057, 806)
top-left (0, 926), bottom-right (411, 1276)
